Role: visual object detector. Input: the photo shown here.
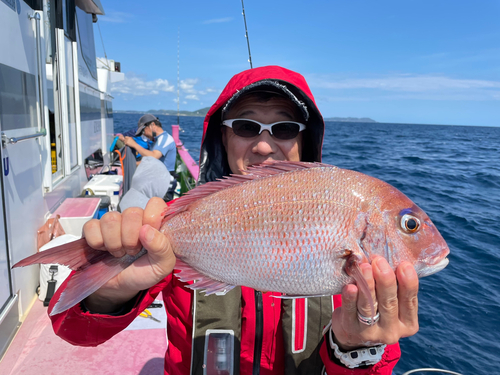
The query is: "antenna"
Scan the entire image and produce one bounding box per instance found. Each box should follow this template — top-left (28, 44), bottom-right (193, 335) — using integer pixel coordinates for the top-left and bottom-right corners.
top-left (241, 0), bottom-right (253, 68)
top-left (177, 27), bottom-right (180, 127)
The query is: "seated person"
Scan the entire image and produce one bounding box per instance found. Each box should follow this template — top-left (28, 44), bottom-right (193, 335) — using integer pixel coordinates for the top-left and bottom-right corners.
top-left (119, 115), bottom-right (177, 201)
top-left (118, 156), bottom-right (172, 212)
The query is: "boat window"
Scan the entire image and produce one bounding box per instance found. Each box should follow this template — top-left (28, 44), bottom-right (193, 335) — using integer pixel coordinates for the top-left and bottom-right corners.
top-left (23, 0), bottom-right (42, 10)
top-left (80, 92), bottom-right (101, 121)
top-left (43, 0), bottom-right (55, 63)
top-left (75, 7), bottom-right (97, 80)
top-left (64, 36), bottom-right (79, 169)
top-left (59, 0), bottom-right (76, 42)
top-left (105, 99), bottom-right (113, 119)
top-left (0, 64), bottom-right (38, 131)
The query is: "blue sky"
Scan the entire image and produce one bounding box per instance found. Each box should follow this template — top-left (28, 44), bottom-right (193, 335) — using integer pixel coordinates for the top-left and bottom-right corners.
top-left (95, 0), bottom-right (500, 126)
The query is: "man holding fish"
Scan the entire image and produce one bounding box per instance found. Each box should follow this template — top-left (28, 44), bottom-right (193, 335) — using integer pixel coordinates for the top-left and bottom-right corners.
top-left (25, 66), bottom-right (449, 374)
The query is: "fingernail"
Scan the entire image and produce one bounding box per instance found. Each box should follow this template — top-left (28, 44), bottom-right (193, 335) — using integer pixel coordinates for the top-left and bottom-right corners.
top-left (145, 225), bottom-right (155, 242)
top-left (376, 258), bottom-right (391, 274)
top-left (401, 263), bottom-right (416, 279)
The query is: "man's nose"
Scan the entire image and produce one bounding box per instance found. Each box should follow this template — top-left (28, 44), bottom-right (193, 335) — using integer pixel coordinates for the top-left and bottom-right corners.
top-left (251, 130), bottom-right (277, 155)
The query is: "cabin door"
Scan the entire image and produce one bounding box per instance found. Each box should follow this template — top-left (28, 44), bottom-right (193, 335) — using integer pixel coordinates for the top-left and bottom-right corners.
top-left (44, 0), bottom-right (79, 186)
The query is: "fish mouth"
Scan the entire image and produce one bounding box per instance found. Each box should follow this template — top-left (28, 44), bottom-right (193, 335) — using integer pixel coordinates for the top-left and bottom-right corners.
top-left (417, 257), bottom-right (449, 278)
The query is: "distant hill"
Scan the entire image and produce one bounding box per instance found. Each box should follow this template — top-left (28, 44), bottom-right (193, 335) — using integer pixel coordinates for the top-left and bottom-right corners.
top-left (114, 107), bottom-right (210, 117)
top-left (114, 110), bottom-right (376, 123)
top-left (324, 117), bottom-right (377, 123)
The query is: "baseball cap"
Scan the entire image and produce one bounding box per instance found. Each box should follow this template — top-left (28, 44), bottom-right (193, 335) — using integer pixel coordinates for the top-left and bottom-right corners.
top-left (135, 114), bottom-right (159, 136)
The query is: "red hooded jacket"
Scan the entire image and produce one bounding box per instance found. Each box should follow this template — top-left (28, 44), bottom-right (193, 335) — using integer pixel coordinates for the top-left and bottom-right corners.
top-left (49, 66), bottom-right (401, 375)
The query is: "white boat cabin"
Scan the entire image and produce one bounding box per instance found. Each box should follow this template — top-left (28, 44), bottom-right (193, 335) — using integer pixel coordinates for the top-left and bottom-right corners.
top-left (0, 0), bottom-right (122, 356)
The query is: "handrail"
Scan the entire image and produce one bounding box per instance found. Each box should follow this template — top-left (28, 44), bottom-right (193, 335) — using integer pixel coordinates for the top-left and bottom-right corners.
top-left (3, 12), bottom-right (49, 149)
top-left (2, 129), bottom-right (47, 147)
top-left (401, 368), bottom-right (463, 375)
top-left (29, 11), bottom-right (47, 136)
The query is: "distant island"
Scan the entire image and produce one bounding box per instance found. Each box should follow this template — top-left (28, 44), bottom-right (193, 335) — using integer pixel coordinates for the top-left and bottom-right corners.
top-left (114, 108), bottom-right (210, 117)
top-left (324, 117), bottom-right (377, 123)
top-left (115, 109), bottom-right (376, 122)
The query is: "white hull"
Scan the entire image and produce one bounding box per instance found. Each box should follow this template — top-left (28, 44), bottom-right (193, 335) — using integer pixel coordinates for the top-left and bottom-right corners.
top-left (0, 0), bottom-right (122, 356)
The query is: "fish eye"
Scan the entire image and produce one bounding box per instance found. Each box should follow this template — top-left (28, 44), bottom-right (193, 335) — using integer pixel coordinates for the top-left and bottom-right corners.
top-left (401, 214), bottom-right (420, 233)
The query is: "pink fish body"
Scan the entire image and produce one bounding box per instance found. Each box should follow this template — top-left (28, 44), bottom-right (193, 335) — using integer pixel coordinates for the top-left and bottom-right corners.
top-left (14, 161), bottom-right (450, 314)
top-left (163, 161), bottom-right (450, 296)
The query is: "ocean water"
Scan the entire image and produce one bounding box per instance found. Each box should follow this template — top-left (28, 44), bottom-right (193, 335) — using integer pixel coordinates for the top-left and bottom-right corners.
top-left (114, 113), bottom-right (500, 375)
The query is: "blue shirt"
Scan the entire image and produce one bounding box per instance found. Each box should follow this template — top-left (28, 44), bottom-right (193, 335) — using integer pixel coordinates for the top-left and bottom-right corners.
top-left (153, 131), bottom-right (176, 172)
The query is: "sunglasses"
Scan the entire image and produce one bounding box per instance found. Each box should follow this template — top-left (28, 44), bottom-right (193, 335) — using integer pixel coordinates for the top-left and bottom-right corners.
top-left (222, 118), bottom-right (306, 140)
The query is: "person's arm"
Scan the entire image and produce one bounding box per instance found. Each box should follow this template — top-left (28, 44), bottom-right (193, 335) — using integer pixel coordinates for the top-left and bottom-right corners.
top-left (48, 198), bottom-right (176, 344)
top-left (320, 259), bottom-right (419, 373)
top-left (49, 274), bottom-right (170, 346)
top-left (124, 137), bottom-right (162, 160)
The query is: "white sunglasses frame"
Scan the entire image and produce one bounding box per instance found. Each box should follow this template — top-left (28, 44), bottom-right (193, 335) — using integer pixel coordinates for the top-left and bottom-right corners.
top-left (222, 118), bottom-right (306, 138)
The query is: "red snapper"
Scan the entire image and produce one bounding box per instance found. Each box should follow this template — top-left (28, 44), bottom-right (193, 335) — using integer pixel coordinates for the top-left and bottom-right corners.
top-left (14, 161), bottom-right (450, 316)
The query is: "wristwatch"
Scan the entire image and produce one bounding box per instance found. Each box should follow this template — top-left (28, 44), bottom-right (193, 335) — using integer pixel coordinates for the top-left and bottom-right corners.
top-left (327, 327), bottom-right (386, 368)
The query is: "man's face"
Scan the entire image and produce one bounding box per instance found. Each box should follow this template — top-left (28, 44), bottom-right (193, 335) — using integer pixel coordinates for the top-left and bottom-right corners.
top-left (142, 124), bottom-right (154, 141)
top-left (222, 95), bottom-right (303, 175)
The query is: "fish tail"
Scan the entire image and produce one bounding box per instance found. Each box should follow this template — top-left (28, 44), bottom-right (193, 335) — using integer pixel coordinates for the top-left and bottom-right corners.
top-left (12, 236), bottom-right (148, 315)
top-left (49, 248), bottom-right (147, 316)
top-left (12, 238), bottom-right (109, 270)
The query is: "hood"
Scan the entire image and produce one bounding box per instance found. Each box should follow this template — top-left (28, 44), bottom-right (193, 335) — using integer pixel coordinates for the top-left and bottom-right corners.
top-left (198, 65), bottom-right (325, 184)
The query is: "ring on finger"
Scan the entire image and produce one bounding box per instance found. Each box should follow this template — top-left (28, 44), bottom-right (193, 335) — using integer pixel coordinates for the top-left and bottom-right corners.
top-left (357, 311), bottom-right (380, 326)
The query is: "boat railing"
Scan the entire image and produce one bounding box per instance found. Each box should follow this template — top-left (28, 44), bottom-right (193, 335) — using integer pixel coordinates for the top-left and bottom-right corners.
top-left (401, 368), bottom-right (463, 375)
top-left (171, 125), bottom-right (199, 194)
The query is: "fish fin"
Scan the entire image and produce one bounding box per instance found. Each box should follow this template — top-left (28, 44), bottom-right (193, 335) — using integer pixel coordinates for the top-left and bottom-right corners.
top-left (164, 161), bottom-right (334, 219)
top-left (49, 248), bottom-right (147, 316)
top-left (347, 259), bottom-right (376, 320)
top-left (13, 238), bottom-right (111, 271)
top-left (272, 293), bottom-right (332, 299)
top-left (174, 259), bottom-right (235, 296)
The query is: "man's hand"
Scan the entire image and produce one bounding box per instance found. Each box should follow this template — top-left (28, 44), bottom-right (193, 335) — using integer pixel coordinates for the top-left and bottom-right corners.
top-left (331, 256), bottom-right (419, 350)
top-left (123, 136), bottom-right (138, 148)
top-left (82, 197), bottom-right (176, 313)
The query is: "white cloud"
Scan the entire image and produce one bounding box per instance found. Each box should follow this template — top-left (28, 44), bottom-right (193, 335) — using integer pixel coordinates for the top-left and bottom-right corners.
top-left (185, 94), bottom-right (199, 100)
top-left (308, 73), bottom-right (500, 101)
top-left (179, 78), bottom-right (199, 94)
top-left (203, 17), bottom-right (233, 24)
top-left (111, 72), bottom-right (175, 96)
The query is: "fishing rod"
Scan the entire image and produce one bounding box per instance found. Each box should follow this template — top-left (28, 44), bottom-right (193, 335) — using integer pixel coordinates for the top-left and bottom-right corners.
top-left (241, 0), bottom-right (253, 68)
top-left (176, 27), bottom-right (181, 129)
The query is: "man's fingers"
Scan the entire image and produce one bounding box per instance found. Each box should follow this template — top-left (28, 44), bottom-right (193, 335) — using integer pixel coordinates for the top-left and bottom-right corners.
top-left (355, 262), bottom-right (378, 319)
top-left (396, 262), bottom-right (419, 335)
top-left (100, 211), bottom-right (125, 257)
top-left (139, 224), bottom-right (176, 277)
top-left (372, 257), bottom-right (399, 327)
top-left (82, 219), bottom-right (105, 250)
top-left (121, 207), bottom-right (144, 255)
top-left (143, 197), bottom-right (168, 230)
top-left (339, 284), bottom-right (360, 327)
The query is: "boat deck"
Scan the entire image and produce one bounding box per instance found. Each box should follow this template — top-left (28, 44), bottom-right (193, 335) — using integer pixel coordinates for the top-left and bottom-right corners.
top-left (0, 294), bottom-right (167, 375)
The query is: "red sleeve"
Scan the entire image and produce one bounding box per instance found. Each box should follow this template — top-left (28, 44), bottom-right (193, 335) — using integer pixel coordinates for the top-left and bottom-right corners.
top-left (319, 295), bottom-right (402, 374)
top-left (48, 271), bottom-right (171, 346)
